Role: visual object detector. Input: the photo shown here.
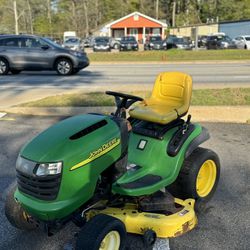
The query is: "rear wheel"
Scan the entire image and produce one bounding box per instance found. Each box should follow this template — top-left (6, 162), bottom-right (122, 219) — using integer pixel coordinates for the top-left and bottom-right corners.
top-left (55, 58), bottom-right (73, 75)
top-left (10, 69), bottom-right (21, 75)
top-left (75, 214), bottom-right (126, 250)
top-left (0, 57), bottom-right (9, 75)
top-left (5, 185), bottom-right (36, 230)
top-left (172, 147), bottom-right (220, 203)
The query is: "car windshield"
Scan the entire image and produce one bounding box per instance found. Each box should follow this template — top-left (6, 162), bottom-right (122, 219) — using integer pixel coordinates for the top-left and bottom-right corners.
top-left (65, 38), bottom-right (79, 44)
top-left (221, 36), bottom-right (232, 42)
top-left (121, 36), bottom-right (136, 42)
top-left (173, 38), bottom-right (185, 44)
top-left (150, 36), bottom-right (162, 42)
top-left (245, 37), bottom-right (250, 41)
top-left (95, 37), bottom-right (109, 43)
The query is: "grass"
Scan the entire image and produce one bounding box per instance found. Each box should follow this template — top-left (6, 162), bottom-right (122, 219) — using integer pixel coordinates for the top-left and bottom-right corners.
top-left (18, 88), bottom-right (250, 107)
top-left (88, 49), bottom-right (250, 62)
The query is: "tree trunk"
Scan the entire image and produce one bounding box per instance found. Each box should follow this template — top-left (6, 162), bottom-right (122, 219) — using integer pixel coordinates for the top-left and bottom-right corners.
top-left (13, 0), bottom-right (18, 34)
top-left (82, 0), bottom-right (89, 37)
top-left (172, 0), bottom-right (176, 27)
top-left (47, 0), bottom-right (52, 36)
top-left (27, 0), bottom-right (33, 34)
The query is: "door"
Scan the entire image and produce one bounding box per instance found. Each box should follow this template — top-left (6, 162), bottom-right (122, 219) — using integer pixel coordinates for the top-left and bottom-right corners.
top-left (22, 37), bottom-right (53, 69)
top-left (0, 37), bottom-right (26, 69)
top-left (130, 28), bottom-right (138, 42)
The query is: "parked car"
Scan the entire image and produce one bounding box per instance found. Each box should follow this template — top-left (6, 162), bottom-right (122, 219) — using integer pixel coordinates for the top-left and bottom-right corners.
top-left (144, 36), bottom-right (163, 50)
top-left (119, 36), bottom-right (138, 51)
top-left (93, 37), bottom-right (111, 52)
top-left (206, 35), bottom-right (236, 49)
top-left (0, 34), bottom-right (89, 75)
top-left (110, 37), bottom-right (120, 49)
top-left (162, 36), bottom-right (192, 50)
top-left (198, 35), bottom-right (207, 48)
top-left (233, 35), bottom-right (250, 49)
top-left (63, 37), bottom-right (83, 51)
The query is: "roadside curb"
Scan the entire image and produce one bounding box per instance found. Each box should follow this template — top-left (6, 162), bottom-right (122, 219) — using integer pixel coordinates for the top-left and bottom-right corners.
top-left (1, 106), bottom-right (250, 124)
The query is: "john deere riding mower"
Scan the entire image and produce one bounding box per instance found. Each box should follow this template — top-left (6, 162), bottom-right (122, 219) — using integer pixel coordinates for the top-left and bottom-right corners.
top-left (5, 72), bottom-right (220, 250)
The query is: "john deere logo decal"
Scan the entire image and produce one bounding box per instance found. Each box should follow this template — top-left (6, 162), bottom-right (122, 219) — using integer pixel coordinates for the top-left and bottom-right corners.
top-left (70, 138), bottom-right (120, 171)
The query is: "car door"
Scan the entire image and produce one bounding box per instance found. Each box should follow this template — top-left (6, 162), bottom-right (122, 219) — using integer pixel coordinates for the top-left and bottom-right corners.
top-left (0, 37), bottom-right (26, 69)
top-left (22, 37), bottom-right (53, 69)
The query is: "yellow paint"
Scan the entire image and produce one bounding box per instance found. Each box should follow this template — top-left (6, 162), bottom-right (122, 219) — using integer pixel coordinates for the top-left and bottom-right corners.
top-left (87, 198), bottom-right (197, 238)
top-left (70, 138), bottom-right (120, 171)
top-left (100, 231), bottom-right (120, 250)
top-left (129, 72), bottom-right (192, 124)
top-left (196, 159), bottom-right (217, 197)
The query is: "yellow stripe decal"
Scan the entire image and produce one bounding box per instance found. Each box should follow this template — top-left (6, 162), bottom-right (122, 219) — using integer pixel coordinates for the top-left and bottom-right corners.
top-left (70, 138), bottom-right (120, 171)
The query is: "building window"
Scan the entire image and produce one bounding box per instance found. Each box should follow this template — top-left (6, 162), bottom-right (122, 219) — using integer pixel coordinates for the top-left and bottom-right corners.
top-left (134, 14), bottom-right (139, 21)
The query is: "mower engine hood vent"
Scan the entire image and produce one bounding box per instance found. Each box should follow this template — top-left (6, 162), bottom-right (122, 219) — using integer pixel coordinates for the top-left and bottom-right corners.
top-left (70, 119), bottom-right (107, 140)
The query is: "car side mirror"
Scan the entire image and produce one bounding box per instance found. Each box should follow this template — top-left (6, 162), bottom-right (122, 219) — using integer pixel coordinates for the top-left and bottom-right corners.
top-left (41, 45), bottom-right (50, 50)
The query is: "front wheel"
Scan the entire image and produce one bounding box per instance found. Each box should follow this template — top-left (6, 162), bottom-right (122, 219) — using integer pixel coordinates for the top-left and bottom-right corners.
top-left (5, 185), bottom-right (36, 230)
top-left (175, 147), bottom-right (220, 203)
top-left (75, 214), bottom-right (127, 250)
top-left (0, 57), bottom-right (9, 75)
top-left (55, 58), bottom-right (73, 75)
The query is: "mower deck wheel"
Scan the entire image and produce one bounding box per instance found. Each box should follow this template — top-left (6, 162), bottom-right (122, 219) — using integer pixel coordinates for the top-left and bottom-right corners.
top-left (75, 214), bottom-right (126, 250)
top-left (4, 185), bottom-right (36, 230)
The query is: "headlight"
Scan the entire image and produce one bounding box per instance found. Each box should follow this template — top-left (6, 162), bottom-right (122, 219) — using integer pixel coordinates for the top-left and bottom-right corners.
top-left (36, 162), bottom-right (62, 176)
top-left (70, 51), bottom-right (82, 57)
top-left (163, 42), bottom-right (166, 46)
top-left (150, 43), bottom-right (154, 46)
top-left (16, 155), bottom-right (62, 176)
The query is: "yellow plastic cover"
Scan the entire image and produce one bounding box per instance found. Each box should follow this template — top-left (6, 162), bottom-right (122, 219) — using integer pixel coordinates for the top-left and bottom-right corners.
top-left (129, 72), bottom-right (193, 124)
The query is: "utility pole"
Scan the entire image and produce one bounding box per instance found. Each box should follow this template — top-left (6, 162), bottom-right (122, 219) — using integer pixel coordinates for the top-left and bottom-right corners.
top-left (172, 0), bottom-right (176, 27)
top-left (156, 0), bottom-right (159, 20)
top-left (27, 0), bottom-right (33, 34)
top-left (13, 0), bottom-right (18, 34)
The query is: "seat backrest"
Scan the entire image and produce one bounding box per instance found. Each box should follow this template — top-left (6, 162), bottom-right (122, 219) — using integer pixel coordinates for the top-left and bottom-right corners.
top-left (149, 72), bottom-right (192, 114)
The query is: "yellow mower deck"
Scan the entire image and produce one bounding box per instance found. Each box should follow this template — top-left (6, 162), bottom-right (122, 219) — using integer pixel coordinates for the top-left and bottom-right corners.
top-left (87, 198), bottom-right (197, 238)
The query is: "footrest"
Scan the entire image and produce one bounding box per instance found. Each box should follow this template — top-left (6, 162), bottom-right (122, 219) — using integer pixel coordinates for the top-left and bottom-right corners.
top-left (118, 175), bottom-right (162, 189)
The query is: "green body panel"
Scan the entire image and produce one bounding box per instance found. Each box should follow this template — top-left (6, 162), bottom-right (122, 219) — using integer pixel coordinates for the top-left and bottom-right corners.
top-left (15, 114), bottom-right (122, 221)
top-left (112, 124), bottom-right (202, 196)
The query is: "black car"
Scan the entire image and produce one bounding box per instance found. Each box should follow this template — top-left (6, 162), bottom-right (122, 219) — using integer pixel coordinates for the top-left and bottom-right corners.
top-left (93, 37), bottom-right (111, 52)
top-left (206, 35), bottom-right (237, 49)
top-left (0, 34), bottom-right (89, 75)
top-left (119, 36), bottom-right (138, 51)
top-left (144, 36), bottom-right (163, 50)
top-left (162, 36), bottom-right (191, 50)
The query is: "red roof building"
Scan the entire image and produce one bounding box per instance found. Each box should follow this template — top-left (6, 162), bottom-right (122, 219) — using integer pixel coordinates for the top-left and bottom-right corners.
top-left (106, 12), bottom-right (168, 43)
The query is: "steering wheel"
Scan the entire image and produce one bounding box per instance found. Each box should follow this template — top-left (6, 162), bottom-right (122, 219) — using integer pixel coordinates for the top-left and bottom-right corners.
top-left (106, 91), bottom-right (143, 118)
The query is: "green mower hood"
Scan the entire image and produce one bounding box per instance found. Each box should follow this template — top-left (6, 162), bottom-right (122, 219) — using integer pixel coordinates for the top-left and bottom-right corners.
top-left (20, 114), bottom-right (107, 162)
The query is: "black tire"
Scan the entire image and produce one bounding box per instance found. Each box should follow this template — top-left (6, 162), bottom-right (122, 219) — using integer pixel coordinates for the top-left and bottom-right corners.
top-left (5, 185), bottom-right (36, 230)
top-left (55, 58), bottom-right (73, 75)
top-left (244, 45), bottom-right (247, 49)
top-left (10, 69), bottom-right (21, 75)
top-left (126, 233), bottom-right (152, 250)
top-left (0, 57), bottom-right (9, 75)
top-left (76, 214), bottom-right (127, 250)
top-left (172, 147), bottom-right (220, 203)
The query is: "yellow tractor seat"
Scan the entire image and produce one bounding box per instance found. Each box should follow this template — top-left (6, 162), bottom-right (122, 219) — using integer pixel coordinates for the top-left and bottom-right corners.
top-left (129, 72), bottom-right (193, 125)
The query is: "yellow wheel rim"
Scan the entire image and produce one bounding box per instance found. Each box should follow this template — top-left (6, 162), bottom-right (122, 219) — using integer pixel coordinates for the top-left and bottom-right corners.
top-left (196, 160), bottom-right (217, 197)
top-left (100, 231), bottom-right (120, 250)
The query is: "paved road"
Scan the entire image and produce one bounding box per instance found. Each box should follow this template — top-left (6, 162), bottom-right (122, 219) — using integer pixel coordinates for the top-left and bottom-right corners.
top-left (0, 114), bottom-right (249, 250)
top-left (1, 62), bottom-right (250, 108)
top-left (1, 63), bottom-right (250, 89)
